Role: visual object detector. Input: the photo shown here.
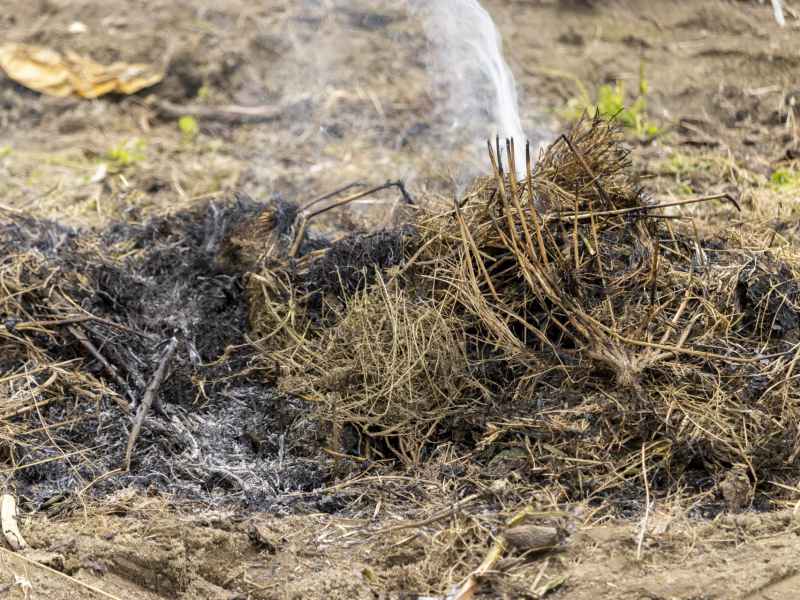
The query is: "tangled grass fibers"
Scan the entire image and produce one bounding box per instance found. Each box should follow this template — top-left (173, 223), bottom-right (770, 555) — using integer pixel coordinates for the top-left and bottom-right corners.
top-left (269, 280), bottom-right (485, 463)
top-left (257, 117), bottom-right (800, 506)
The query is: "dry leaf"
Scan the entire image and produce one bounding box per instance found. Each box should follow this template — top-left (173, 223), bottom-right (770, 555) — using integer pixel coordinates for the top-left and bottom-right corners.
top-left (0, 43), bottom-right (163, 98)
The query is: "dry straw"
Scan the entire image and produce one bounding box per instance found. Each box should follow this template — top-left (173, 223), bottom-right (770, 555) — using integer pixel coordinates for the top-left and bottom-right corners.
top-left (258, 116), bottom-right (800, 504)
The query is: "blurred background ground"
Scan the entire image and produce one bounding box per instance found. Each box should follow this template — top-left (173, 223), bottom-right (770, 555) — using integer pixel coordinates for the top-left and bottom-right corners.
top-left (1, 0), bottom-right (798, 230)
top-left (1, 0), bottom-right (800, 598)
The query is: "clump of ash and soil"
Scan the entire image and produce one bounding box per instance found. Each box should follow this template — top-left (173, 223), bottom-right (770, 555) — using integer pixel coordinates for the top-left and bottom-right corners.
top-left (3, 117), bottom-right (800, 598)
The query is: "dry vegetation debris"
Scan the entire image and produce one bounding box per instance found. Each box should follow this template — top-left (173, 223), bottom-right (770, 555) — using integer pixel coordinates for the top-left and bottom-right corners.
top-left (2, 117), bottom-right (800, 598)
top-left (257, 117), bottom-right (800, 509)
top-left (0, 200), bottom-right (323, 511)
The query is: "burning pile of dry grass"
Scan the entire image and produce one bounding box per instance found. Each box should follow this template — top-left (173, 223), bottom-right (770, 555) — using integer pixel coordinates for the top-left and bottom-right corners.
top-left (257, 117), bottom-right (800, 506)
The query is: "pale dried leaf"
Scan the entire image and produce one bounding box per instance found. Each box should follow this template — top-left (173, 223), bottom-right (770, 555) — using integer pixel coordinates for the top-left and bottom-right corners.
top-left (0, 43), bottom-right (163, 98)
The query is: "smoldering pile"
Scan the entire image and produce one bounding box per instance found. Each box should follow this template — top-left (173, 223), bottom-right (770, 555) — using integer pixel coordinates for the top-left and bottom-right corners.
top-left (255, 117), bottom-right (800, 509)
top-left (2, 117), bottom-right (799, 519)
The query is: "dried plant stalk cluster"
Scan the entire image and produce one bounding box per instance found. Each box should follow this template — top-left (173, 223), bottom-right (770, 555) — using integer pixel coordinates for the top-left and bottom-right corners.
top-left (258, 117), bottom-right (800, 503)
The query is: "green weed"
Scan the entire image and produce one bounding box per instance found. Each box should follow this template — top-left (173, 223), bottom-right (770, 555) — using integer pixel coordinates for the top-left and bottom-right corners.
top-left (561, 64), bottom-right (661, 140)
top-left (196, 84), bottom-right (211, 102)
top-left (770, 167), bottom-right (800, 189)
top-left (663, 153), bottom-right (717, 177)
top-left (178, 116), bottom-right (200, 140)
top-left (106, 139), bottom-right (147, 170)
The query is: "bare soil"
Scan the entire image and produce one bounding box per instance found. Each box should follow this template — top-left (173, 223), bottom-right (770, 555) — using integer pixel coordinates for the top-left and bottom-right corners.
top-left (2, 1), bottom-right (800, 599)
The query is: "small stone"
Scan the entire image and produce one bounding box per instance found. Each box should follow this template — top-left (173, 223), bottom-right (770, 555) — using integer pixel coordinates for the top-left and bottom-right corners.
top-left (719, 465), bottom-right (753, 513)
top-left (247, 522), bottom-right (279, 553)
top-left (68, 21), bottom-right (88, 34)
top-left (504, 524), bottom-right (559, 551)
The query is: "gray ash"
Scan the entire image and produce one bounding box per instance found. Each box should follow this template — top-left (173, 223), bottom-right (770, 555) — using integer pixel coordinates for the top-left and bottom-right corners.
top-left (1, 196), bottom-right (333, 513)
top-left (302, 227), bottom-right (412, 310)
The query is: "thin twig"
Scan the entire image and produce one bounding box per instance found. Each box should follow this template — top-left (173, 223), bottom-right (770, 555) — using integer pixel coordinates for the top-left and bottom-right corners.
top-left (289, 181), bottom-right (414, 258)
top-left (124, 337), bottom-right (178, 471)
top-left (298, 181), bottom-right (366, 212)
top-left (526, 140), bottom-right (550, 267)
top-left (13, 316), bottom-right (92, 330)
top-left (378, 492), bottom-right (484, 535)
top-left (67, 325), bottom-right (131, 412)
top-left (636, 443), bottom-right (652, 561)
top-left (545, 193), bottom-right (738, 223)
top-left (155, 99), bottom-right (283, 124)
top-left (304, 180), bottom-right (414, 220)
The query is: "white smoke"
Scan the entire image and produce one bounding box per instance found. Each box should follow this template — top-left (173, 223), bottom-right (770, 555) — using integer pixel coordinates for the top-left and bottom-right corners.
top-left (412, 0), bottom-right (529, 174)
top-left (254, 0), bottom-right (537, 203)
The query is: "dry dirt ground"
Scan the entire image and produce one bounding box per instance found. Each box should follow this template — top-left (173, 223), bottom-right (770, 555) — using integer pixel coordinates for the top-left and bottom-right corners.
top-left (2, 0), bottom-right (800, 599)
